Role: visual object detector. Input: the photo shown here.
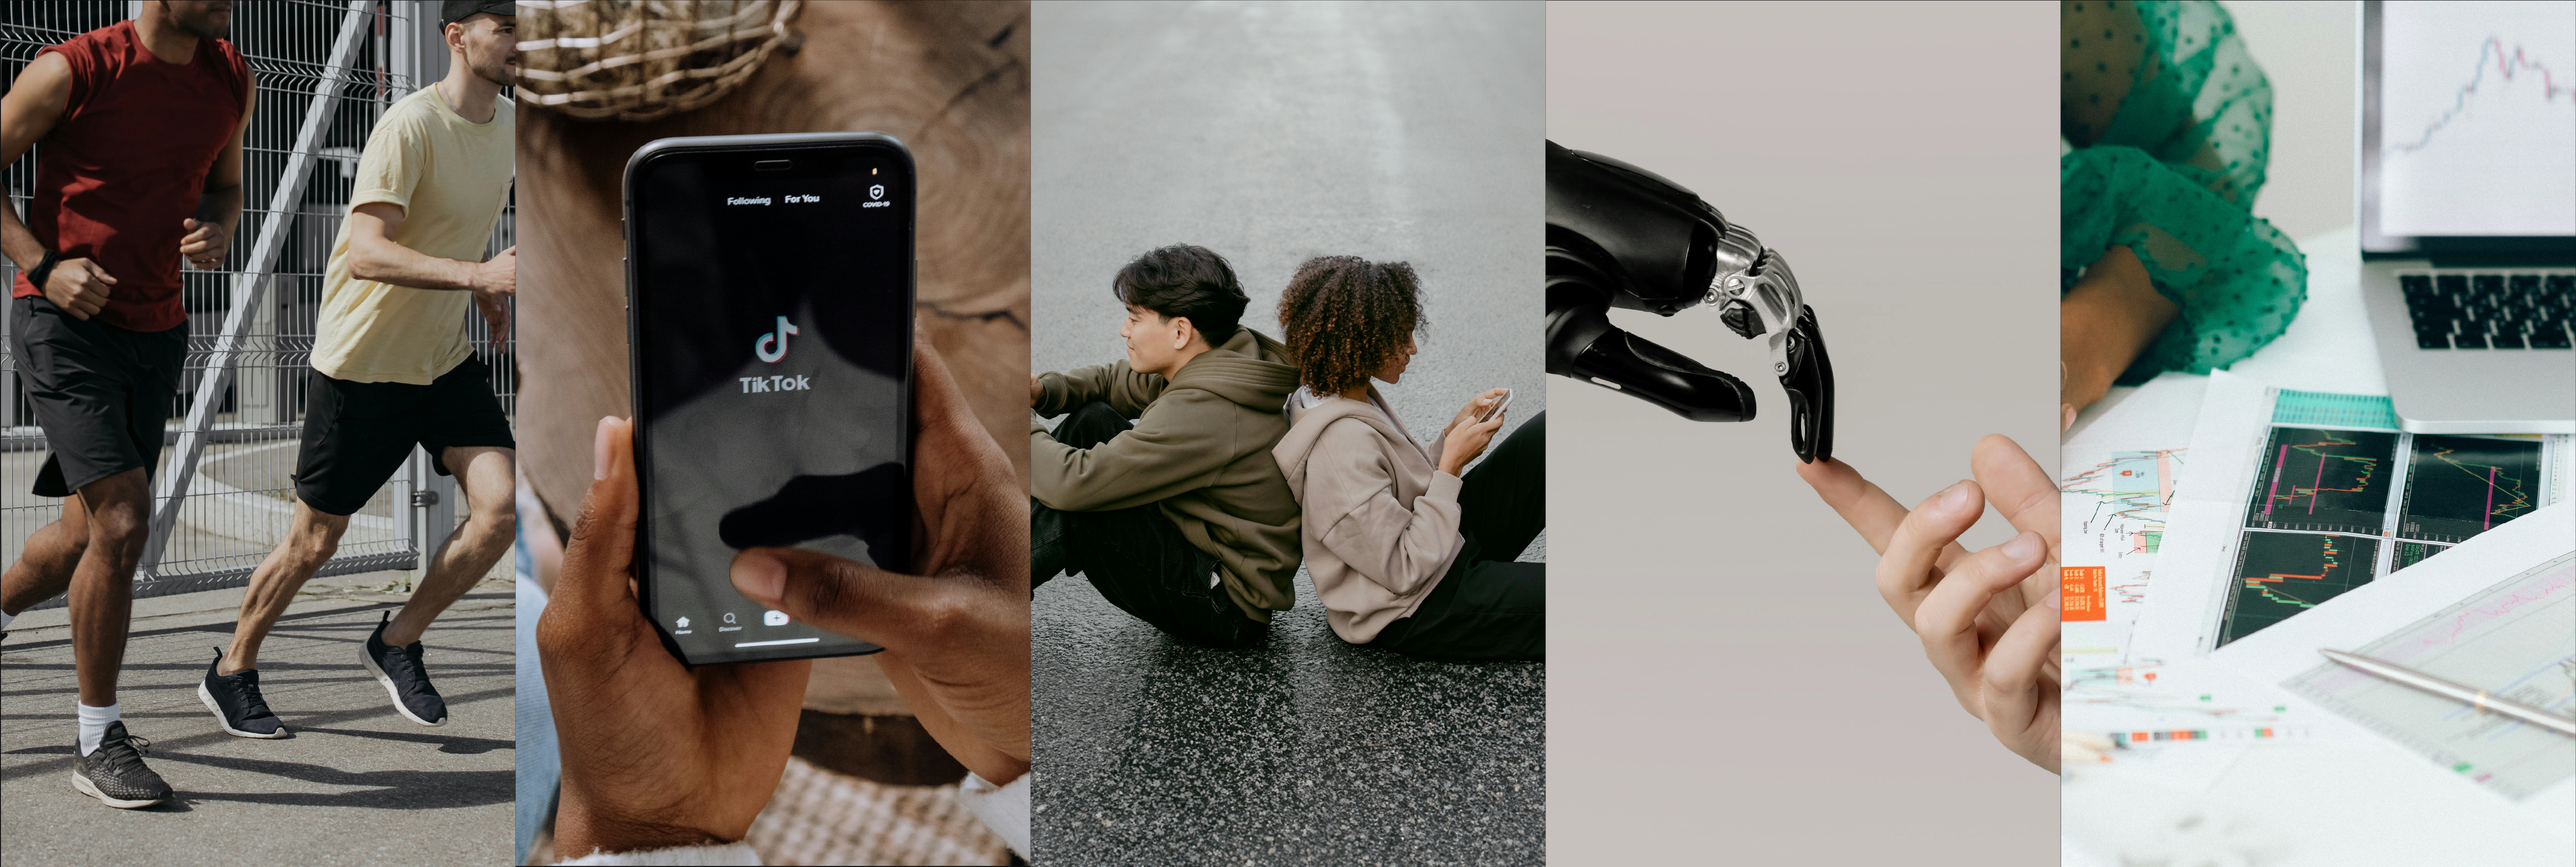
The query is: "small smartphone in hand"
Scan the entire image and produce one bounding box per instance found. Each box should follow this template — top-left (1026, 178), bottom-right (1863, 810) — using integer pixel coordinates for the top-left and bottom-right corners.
top-left (623, 132), bottom-right (915, 665)
top-left (1478, 388), bottom-right (1514, 423)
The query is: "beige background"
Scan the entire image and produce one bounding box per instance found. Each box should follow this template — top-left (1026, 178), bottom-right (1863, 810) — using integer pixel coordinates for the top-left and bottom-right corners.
top-left (1546, 2), bottom-right (2059, 862)
top-left (2227, 0), bottom-right (2360, 240)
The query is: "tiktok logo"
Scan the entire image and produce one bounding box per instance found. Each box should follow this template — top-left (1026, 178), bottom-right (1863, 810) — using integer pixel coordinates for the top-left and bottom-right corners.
top-left (755, 315), bottom-right (800, 362)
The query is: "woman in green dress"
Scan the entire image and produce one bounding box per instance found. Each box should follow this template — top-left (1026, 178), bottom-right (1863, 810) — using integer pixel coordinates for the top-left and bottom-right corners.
top-left (2061, 0), bottom-right (2308, 427)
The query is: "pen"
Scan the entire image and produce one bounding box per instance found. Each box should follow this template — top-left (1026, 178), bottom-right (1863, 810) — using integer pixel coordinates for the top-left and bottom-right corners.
top-left (2320, 648), bottom-right (2576, 737)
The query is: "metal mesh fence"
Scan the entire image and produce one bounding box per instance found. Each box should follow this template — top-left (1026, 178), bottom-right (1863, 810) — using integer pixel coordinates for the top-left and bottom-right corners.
top-left (3, 1), bottom-right (513, 608)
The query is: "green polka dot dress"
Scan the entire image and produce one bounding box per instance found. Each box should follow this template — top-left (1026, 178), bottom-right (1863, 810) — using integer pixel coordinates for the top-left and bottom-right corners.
top-left (2063, 0), bottom-right (2307, 383)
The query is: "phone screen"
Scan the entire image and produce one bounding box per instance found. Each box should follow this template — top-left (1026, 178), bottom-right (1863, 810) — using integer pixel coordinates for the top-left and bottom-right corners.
top-left (626, 136), bottom-right (913, 664)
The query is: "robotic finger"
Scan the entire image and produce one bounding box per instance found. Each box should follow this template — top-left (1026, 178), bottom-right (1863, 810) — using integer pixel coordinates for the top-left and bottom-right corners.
top-left (1546, 256), bottom-right (1757, 422)
top-left (1544, 141), bottom-right (1837, 463)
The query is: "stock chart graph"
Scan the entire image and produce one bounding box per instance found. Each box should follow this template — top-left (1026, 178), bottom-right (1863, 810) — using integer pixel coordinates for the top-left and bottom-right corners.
top-left (2400, 434), bottom-right (2543, 543)
top-left (2395, 540), bottom-right (2453, 572)
top-left (2243, 428), bottom-right (2399, 535)
top-left (2378, 1), bottom-right (2576, 237)
top-left (2065, 449), bottom-right (2179, 558)
top-left (2284, 554), bottom-right (2576, 799)
top-left (2219, 531), bottom-right (2381, 647)
top-left (2389, 36), bottom-right (2572, 154)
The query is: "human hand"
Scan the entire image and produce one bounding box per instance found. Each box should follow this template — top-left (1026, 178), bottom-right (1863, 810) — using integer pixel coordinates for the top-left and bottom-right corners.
top-left (1797, 435), bottom-right (2062, 771)
top-left (1444, 388), bottom-right (1508, 437)
top-left (40, 258), bottom-right (115, 320)
top-left (538, 416), bottom-right (814, 855)
top-left (2061, 244), bottom-right (2175, 428)
top-left (179, 218), bottom-right (229, 269)
top-left (1438, 410), bottom-right (1505, 477)
top-left (471, 247), bottom-right (515, 333)
top-left (1029, 374), bottom-right (1043, 409)
top-left (731, 336), bottom-right (1031, 785)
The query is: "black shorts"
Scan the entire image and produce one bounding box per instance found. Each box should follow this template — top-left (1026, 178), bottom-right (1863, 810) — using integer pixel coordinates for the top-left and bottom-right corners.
top-left (292, 356), bottom-right (514, 516)
top-left (10, 295), bottom-right (187, 497)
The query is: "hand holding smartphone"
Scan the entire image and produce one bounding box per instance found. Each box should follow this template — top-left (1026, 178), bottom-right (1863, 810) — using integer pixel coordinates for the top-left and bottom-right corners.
top-left (624, 132), bottom-right (918, 665)
top-left (1477, 387), bottom-right (1514, 423)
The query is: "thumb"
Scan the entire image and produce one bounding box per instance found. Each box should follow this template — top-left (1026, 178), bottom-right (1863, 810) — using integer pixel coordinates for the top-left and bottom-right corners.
top-left (554, 417), bottom-right (640, 616)
top-left (183, 218), bottom-right (201, 231)
top-left (730, 547), bottom-right (983, 655)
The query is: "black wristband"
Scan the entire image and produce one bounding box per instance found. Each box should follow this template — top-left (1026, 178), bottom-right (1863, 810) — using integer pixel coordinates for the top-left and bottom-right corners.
top-left (25, 249), bottom-right (61, 295)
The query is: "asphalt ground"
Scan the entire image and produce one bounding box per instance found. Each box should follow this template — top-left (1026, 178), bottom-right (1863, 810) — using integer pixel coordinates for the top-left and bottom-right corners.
top-left (0, 570), bottom-right (514, 865)
top-left (1031, 3), bottom-right (1544, 863)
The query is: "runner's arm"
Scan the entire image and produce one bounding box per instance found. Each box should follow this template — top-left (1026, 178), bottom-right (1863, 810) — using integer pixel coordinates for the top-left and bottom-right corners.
top-left (0, 53), bottom-right (72, 273)
top-left (180, 83), bottom-right (252, 269)
top-left (343, 202), bottom-right (514, 296)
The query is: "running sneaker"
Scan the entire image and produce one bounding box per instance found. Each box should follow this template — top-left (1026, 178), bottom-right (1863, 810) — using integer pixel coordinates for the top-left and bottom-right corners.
top-left (71, 720), bottom-right (174, 809)
top-left (198, 647), bottom-right (289, 738)
top-left (359, 612), bottom-right (447, 726)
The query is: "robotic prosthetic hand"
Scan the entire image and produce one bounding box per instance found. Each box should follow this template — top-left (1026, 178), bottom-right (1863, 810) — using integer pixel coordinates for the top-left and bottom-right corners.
top-left (1544, 141), bottom-right (1837, 463)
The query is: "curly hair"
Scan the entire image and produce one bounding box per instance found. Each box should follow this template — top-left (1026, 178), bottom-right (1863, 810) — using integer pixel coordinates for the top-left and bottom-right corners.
top-left (1277, 256), bottom-right (1425, 396)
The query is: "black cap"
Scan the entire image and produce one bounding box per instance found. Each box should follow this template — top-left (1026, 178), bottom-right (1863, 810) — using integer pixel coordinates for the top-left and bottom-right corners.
top-left (441, 0), bottom-right (515, 27)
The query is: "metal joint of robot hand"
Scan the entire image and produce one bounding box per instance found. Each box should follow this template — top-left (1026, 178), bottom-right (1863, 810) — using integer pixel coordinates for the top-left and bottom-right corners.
top-left (1701, 218), bottom-right (1807, 381)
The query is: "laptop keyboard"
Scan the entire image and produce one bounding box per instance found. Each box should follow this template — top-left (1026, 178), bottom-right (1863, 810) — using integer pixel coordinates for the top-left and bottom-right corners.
top-left (2400, 272), bottom-right (2576, 350)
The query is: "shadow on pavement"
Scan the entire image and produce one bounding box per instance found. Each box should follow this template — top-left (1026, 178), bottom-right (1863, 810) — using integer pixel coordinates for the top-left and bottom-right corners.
top-left (0, 684), bottom-right (513, 776)
top-left (290, 728), bottom-right (514, 754)
top-left (154, 758), bottom-right (513, 810)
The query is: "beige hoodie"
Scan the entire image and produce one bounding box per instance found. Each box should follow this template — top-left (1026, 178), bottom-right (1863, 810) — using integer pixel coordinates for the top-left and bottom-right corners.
top-left (1270, 387), bottom-right (1465, 643)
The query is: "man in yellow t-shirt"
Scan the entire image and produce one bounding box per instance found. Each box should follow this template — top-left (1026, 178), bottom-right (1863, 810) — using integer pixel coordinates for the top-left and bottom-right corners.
top-left (197, 0), bottom-right (519, 738)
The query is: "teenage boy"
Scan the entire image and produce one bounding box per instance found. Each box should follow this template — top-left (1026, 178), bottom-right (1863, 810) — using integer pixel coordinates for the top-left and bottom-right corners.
top-left (1028, 244), bottom-right (1303, 648)
top-left (196, 0), bottom-right (519, 740)
top-left (0, 0), bottom-right (250, 809)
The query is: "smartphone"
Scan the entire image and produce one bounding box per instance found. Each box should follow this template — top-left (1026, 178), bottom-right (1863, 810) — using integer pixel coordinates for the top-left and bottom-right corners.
top-left (623, 132), bottom-right (915, 665)
top-left (1478, 388), bottom-right (1514, 423)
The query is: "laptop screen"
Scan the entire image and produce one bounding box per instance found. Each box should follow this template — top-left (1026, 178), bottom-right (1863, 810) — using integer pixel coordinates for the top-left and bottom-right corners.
top-left (2361, 0), bottom-right (2575, 254)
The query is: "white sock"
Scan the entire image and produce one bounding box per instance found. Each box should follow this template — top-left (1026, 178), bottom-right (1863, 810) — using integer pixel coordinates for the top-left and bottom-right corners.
top-left (0, 610), bottom-right (15, 631)
top-left (77, 702), bottom-right (120, 756)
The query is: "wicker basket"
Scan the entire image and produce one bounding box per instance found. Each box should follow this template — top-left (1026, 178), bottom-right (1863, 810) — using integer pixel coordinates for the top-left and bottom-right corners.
top-left (516, 0), bottom-right (801, 122)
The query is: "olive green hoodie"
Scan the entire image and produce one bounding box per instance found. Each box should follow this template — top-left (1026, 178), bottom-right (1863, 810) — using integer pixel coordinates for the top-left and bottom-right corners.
top-left (1031, 327), bottom-right (1304, 621)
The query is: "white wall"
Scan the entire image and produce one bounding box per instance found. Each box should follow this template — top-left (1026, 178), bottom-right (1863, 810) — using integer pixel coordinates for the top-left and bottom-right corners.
top-left (2225, 0), bottom-right (2361, 241)
top-left (1548, 2), bottom-right (2060, 863)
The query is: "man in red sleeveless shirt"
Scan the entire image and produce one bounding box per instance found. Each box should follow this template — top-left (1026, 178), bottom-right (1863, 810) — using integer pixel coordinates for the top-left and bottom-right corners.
top-left (0, 0), bottom-right (250, 809)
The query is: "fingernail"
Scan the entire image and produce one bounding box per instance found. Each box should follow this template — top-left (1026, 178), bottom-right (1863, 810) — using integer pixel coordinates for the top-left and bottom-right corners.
top-left (2062, 404), bottom-right (2077, 431)
top-left (1938, 481), bottom-right (1976, 513)
top-left (2044, 588), bottom-right (2063, 609)
top-left (2004, 532), bottom-right (2040, 559)
top-left (593, 416), bottom-right (617, 480)
top-left (732, 552), bottom-right (785, 605)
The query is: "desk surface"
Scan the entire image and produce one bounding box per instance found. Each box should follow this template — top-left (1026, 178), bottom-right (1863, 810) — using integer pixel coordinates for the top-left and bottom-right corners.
top-left (2061, 225), bottom-right (2573, 867)
top-left (2072, 226), bottom-right (2378, 442)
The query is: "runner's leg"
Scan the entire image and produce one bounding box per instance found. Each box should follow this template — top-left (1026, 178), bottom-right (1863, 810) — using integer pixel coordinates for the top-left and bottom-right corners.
top-left (1, 489), bottom-right (90, 615)
top-left (381, 445), bottom-right (514, 646)
top-left (68, 469), bottom-right (150, 707)
top-left (218, 500), bottom-right (352, 673)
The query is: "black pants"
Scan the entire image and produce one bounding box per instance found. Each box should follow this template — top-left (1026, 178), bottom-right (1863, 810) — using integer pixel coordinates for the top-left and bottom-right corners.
top-left (11, 296), bottom-right (187, 496)
top-left (1372, 411), bottom-right (1546, 661)
top-left (292, 357), bottom-right (515, 516)
top-left (1031, 401), bottom-right (1268, 649)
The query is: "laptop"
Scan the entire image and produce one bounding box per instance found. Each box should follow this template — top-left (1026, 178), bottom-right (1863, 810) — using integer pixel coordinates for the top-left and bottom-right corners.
top-left (2356, 0), bottom-right (2576, 434)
